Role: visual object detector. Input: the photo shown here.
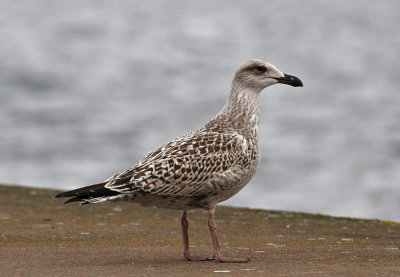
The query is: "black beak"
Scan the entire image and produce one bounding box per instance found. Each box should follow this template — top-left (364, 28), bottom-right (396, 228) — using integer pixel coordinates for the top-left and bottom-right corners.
top-left (274, 73), bottom-right (303, 87)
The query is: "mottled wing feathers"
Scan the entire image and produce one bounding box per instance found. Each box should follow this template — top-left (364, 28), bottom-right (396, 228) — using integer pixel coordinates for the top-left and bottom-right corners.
top-left (104, 131), bottom-right (248, 197)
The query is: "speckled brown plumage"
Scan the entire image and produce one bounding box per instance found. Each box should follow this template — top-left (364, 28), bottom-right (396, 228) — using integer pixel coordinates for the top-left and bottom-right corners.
top-left (56, 59), bottom-right (303, 263)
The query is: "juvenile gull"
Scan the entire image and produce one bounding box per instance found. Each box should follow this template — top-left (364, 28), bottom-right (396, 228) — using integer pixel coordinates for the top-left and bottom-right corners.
top-left (56, 59), bottom-right (303, 263)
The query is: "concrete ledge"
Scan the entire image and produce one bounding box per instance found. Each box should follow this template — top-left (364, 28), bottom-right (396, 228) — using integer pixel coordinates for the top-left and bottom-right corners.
top-left (1, 184), bottom-right (399, 276)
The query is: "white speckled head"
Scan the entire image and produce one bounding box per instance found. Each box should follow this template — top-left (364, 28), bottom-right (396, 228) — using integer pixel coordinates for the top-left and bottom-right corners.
top-left (233, 59), bottom-right (303, 92)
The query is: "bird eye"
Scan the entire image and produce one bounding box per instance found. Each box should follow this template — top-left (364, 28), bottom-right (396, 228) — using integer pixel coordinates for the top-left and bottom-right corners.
top-left (255, 65), bottom-right (267, 72)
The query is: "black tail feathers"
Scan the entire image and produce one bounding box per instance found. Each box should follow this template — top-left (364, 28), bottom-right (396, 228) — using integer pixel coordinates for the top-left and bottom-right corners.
top-left (55, 182), bottom-right (119, 204)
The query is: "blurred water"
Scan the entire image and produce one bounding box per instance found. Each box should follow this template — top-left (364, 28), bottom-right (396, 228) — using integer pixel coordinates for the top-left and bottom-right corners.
top-left (1, 0), bottom-right (399, 220)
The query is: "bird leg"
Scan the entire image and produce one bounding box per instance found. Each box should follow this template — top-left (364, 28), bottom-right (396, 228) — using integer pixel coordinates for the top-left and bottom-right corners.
top-left (181, 211), bottom-right (214, 261)
top-left (208, 209), bottom-right (250, 263)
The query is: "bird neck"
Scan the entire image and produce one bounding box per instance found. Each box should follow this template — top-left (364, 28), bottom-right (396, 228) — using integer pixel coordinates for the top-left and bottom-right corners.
top-left (215, 81), bottom-right (261, 136)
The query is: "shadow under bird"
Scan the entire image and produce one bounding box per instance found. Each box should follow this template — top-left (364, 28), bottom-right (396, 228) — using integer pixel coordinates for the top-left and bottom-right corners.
top-left (56, 59), bottom-right (303, 263)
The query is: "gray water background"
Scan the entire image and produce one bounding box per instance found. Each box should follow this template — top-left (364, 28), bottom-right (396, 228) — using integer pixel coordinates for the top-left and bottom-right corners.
top-left (1, 0), bottom-right (399, 220)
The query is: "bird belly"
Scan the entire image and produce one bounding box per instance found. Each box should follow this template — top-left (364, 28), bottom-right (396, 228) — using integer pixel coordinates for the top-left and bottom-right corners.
top-left (121, 192), bottom-right (211, 210)
top-left (213, 159), bottom-right (260, 204)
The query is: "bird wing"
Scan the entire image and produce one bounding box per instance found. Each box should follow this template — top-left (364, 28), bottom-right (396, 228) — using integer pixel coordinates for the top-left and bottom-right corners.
top-left (104, 131), bottom-right (250, 197)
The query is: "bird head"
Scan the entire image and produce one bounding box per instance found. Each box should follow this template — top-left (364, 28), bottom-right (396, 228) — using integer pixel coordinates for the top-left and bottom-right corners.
top-left (233, 59), bottom-right (303, 91)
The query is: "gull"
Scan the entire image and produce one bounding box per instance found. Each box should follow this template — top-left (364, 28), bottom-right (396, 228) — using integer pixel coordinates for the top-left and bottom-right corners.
top-left (56, 59), bottom-right (303, 263)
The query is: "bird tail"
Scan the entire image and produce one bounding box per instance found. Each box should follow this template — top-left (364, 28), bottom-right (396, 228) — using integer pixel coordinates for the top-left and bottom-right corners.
top-left (55, 182), bottom-right (120, 205)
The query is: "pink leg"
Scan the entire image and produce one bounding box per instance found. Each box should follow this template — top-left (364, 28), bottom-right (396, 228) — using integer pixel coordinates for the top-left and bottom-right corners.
top-left (181, 211), bottom-right (213, 261)
top-left (208, 209), bottom-right (250, 263)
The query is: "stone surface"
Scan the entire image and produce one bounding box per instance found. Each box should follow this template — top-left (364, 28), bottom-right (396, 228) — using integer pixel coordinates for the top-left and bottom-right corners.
top-left (1, 185), bottom-right (399, 276)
